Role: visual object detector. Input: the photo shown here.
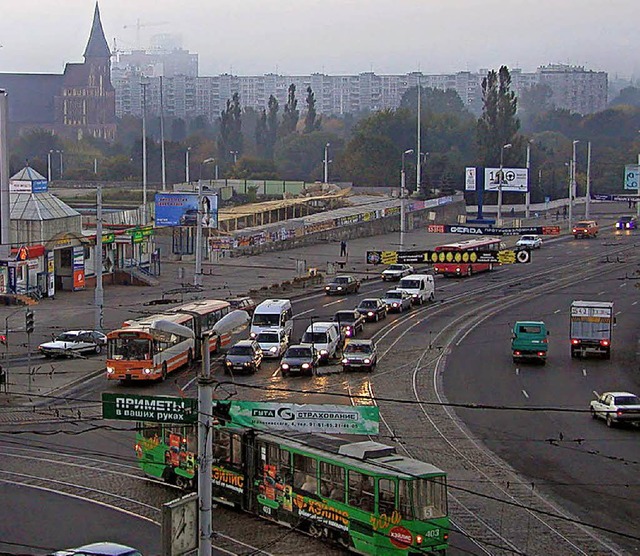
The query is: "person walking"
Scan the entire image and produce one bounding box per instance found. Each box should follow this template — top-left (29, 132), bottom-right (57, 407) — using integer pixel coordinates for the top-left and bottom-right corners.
top-left (340, 240), bottom-right (347, 257)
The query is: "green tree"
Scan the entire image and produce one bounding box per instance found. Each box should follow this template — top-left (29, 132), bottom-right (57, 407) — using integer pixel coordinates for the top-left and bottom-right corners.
top-left (337, 133), bottom-right (398, 186)
top-left (266, 94), bottom-right (279, 158)
top-left (255, 109), bottom-right (269, 158)
top-left (218, 92), bottom-right (243, 162)
top-left (281, 84), bottom-right (299, 136)
top-left (304, 86), bottom-right (321, 133)
top-left (234, 157), bottom-right (279, 179)
top-left (170, 118), bottom-right (187, 142)
top-left (518, 83), bottom-right (554, 131)
top-left (274, 131), bottom-right (338, 181)
top-left (609, 86), bottom-right (640, 108)
top-left (400, 86), bottom-right (468, 116)
top-left (476, 66), bottom-right (523, 166)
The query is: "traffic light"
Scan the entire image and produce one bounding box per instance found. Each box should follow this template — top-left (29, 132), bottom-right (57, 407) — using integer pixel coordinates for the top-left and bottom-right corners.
top-left (25, 310), bottom-right (34, 334)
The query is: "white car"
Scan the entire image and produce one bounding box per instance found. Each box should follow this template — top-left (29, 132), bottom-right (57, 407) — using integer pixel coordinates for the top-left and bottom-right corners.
top-left (590, 391), bottom-right (640, 427)
top-left (256, 329), bottom-right (289, 358)
top-left (516, 235), bottom-right (542, 249)
top-left (39, 330), bottom-right (107, 358)
top-left (381, 264), bottom-right (414, 281)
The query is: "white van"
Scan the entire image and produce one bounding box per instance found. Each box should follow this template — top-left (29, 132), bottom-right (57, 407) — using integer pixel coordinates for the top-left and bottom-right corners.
top-left (300, 322), bottom-right (342, 364)
top-left (397, 274), bottom-right (435, 305)
top-left (250, 299), bottom-right (293, 339)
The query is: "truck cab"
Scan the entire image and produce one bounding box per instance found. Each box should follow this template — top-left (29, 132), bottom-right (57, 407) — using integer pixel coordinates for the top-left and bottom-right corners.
top-left (511, 321), bottom-right (549, 364)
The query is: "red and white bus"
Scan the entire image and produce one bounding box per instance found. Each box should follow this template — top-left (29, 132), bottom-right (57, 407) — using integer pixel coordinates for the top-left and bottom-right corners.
top-left (107, 299), bottom-right (231, 382)
top-left (433, 237), bottom-right (504, 277)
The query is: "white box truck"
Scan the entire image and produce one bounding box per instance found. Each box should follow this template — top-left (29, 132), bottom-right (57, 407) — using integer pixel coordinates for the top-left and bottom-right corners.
top-left (570, 301), bottom-right (614, 359)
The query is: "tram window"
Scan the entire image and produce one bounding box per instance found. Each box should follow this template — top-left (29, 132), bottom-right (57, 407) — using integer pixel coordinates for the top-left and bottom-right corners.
top-left (278, 448), bottom-right (291, 480)
top-left (414, 477), bottom-right (447, 519)
top-left (348, 470), bottom-right (374, 512)
top-left (399, 480), bottom-right (413, 519)
top-left (319, 462), bottom-right (345, 502)
top-left (293, 453), bottom-right (317, 494)
top-left (378, 478), bottom-right (396, 515)
top-left (213, 430), bottom-right (231, 464)
top-left (231, 433), bottom-right (242, 466)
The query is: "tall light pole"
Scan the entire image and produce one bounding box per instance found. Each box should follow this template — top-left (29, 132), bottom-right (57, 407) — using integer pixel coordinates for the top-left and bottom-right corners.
top-left (94, 186), bottom-right (104, 331)
top-left (160, 76), bottom-right (167, 191)
top-left (185, 147), bottom-right (191, 183)
top-left (497, 143), bottom-right (512, 222)
top-left (525, 141), bottom-right (532, 218)
top-left (195, 158), bottom-right (215, 287)
top-left (636, 136), bottom-right (640, 218)
top-left (585, 141), bottom-right (591, 218)
top-left (566, 160), bottom-right (573, 228)
top-left (229, 150), bottom-right (238, 165)
top-left (47, 150), bottom-right (53, 182)
top-left (141, 81), bottom-right (148, 224)
top-left (400, 148), bottom-right (414, 248)
top-left (416, 78), bottom-right (422, 194)
top-left (571, 140), bottom-right (579, 225)
top-left (59, 150), bottom-right (64, 178)
top-left (323, 142), bottom-right (330, 183)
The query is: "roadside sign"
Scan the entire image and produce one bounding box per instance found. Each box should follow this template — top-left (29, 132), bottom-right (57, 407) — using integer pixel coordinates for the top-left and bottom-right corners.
top-left (624, 165), bottom-right (639, 190)
top-left (427, 224), bottom-right (560, 236)
top-left (484, 168), bottom-right (529, 192)
top-left (102, 393), bottom-right (197, 424)
top-left (367, 249), bottom-right (530, 265)
top-left (465, 167), bottom-right (477, 191)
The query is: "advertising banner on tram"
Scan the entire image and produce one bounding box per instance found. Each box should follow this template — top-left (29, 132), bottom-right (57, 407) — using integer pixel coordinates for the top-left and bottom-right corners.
top-left (427, 224), bottom-right (560, 236)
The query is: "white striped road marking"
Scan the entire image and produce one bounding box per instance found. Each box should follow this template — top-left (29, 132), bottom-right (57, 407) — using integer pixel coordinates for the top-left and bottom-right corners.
top-left (597, 291), bottom-right (605, 296)
top-left (582, 369), bottom-right (587, 377)
top-left (295, 308), bottom-right (315, 317)
top-left (522, 390), bottom-right (529, 399)
top-left (271, 368), bottom-right (280, 378)
top-left (619, 283), bottom-right (627, 288)
top-left (322, 299), bottom-right (345, 307)
top-left (615, 311), bottom-right (622, 316)
top-left (546, 256), bottom-right (554, 260)
top-left (515, 368), bottom-right (519, 375)
top-left (633, 301), bottom-right (638, 306)
top-left (554, 309), bottom-right (561, 314)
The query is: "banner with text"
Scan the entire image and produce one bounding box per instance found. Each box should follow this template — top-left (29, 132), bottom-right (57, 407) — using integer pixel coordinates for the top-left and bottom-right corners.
top-left (624, 165), bottom-right (639, 191)
top-left (367, 249), bottom-right (531, 265)
top-left (427, 224), bottom-right (560, 236)
top-left (484, 168), bottom-right (529, 192)
top-left (102, 393), bottom-right (197, 424)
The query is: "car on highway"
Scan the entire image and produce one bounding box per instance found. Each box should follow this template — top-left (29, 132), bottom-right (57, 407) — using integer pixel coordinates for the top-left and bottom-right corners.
top-left (229, 296), bottom-right (257, 315)
top-left (341, 339), bottom-right (377, 372)
top-left (356, 298), bottom-right (388, 322)
top-left (333, 310), bottom-right (366, 338)
top-left (381, 289), bottom-right (413, 313)
top-left (39, 330), bottom-right (107, 358)
top-left (256, 329), bottom-right (289, 358)
top-left (224, 339), bottom-right (263, 374)
top-left (324, 275), bottom-right (360, 295)
top-left (590, 391), bottom-right (640, 427)
top-left (572, 220), bottom-right (598, 238)
top-left (51, 542), bottom-right (142, 556)
top-left (280, 345), bottom-right (320, 377)
top-left (300, 322), bottom-right (342, 363)
top-left (615, 215), bottom-right (637, 230)
top-left (516, 234), bottom-right (542, 249)
top-left (381, 263), bottom-right (414, 281)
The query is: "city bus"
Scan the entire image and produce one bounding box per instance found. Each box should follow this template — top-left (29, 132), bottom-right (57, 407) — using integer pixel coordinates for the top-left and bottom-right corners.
top-left (135, 420), bottom-right (449, 555)
top-left (107, 299), bottom-right (231, 382)
top-left (433, 237), bottom-right (504, 277)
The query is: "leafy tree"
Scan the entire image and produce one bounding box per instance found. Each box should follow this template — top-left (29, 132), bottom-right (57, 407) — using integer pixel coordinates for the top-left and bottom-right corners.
top-left (274, 131), bottom-right (338, 181)
top-left (266, 94), bottom-right (279, 158)
top-left (476, 66), bottom-right (524, 166)
top-left (304, 86), bottom-right (321, 133)
top-left (233, 157), bottom-right (278, 179)
top-left (400, 86), bottom-right (469, 117)
top-left (218, 92), bottom-right (243, 162)
top-left (609, 86), bottom-right (640, 108)
top-left (518, 83), bottom-right (554, 131)
top-left (337, 133), bottom-right (398, 186)
top-left (255, 109), bottom-right (269, 158)
top-left (171, 118), bottom-right (187, 142)
top-left (281, 84), bottom-right (299, 136)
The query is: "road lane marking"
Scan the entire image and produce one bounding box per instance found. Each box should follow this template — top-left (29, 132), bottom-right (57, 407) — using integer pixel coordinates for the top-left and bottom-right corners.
top-left (515, 368), bottom-right (519, 375)
top-left (633, 301), bottom-right (638, 306)
top-left (271, 368), bottom-right (280, 378)
top-left (619, 283), bottom-right (627, 288)
top-left (322, 299), bottom-right (345, 307)
top-left (295, 308), bottom-right (315, 317)
top-left (522, 390), bottom-right (529, 399)
top-left (582, 369), bottom-right (587, 377)
top-left (554, 309), bottom-right (561, 314)
top-left (597, 291), bottom-right (605, 296)
top-left (615, 311), bottom-right (622, 316)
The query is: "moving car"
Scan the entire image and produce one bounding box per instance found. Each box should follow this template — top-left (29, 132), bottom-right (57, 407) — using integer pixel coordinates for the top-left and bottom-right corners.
top-left (300, 322), bottom-right (342, 363)
top-left (341, 339), bottom-right (377, 372)
top-left (615, 215), bottom-right (637, 230)
top-left (224, 339), bottom-right (263, 374)
top-left (333, 310), bottom-right (366, 338)
top-left (382, 289), bottom-right (413, 313)
top-left (256, 329), bottom-right (289, 358)
top-left (516, 234), bottom-right (542, 249)
top-left (511, 321), bottom-right (548, 364)
top-left (381, 263), bottom-right (414, 281)
top-left (280, 345), bottom-right (320, 377)
top-left (229, 296), bottom-right (257, 315)
top-left (397, 274), bottom-right (435, 304)
top-left (572, 220), bottom-right (598, 238)
top-left (51, 543), bottom-right (142, 556)
top-left (39, 330), bottom-right (107, 358)
top-left (324, 275), bottom-right (360, 295)
top-left (590, 391), bottom-right (640, 427)
top-left (356, 298), bottom-right (388, 322)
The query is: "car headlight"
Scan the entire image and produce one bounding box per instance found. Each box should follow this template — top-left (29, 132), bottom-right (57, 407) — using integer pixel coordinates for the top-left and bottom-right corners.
top-left (250, 332), bottom-right (257, 338)
top-left (325, 286), bottom-right (330, 290)
top-left (243, 361), bottom-right (252, 366)
top-left (412, 294), bottom-right (418, 298)
top-left (281, 363), bottom-right (290, 370)
top-left (301, 363), bottom-right (310, 369)
top-left (337, 286), bottom-right (343, 291)
top-left (143, 368), bottom-right (153, 375)
top-left (106, 366), bottom-right (115, 374)
top-left (363, 358), bottom-right (371, 364)
top-left (367, 311), bottom-right (374, 316)
top-left (226, 360), bottom-right (233, 366)
top-left (342, 358), bottom-right (348, 364)
top-left (392, 303), bottom-right (398, 307)
top-left (320, 349), bottom-right (328, 356)
top-left (269, 346), bottom-right (278, 353)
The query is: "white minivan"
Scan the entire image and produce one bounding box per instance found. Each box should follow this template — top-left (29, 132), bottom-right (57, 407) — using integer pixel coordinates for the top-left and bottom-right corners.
top-left (300, 322), bottom-right (342, 364)
top-left (397, 274), bottom-right (435, 305)
top-left (250, 299), bottom-right (293, 339)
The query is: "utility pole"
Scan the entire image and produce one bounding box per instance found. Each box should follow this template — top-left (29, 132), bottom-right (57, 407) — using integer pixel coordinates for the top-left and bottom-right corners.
top-left (94, 186), bottom-right (104, 331)
top-left (198, 333), bottom-right (213, 556)
top-left (186, 147), bottom-right (191, 183)
top-left (25, 310), bottom-right (34, 392)
top-left (0, 90), bottom-right (10, 260)
top-left (141, 81), bottom-right (148, 224)
top-left (323, 143), bottom-right (330, 183)
top-left (416, 77), bottom-right (421, 194)
top-left (585, 141), bottom-right (591, 218)
top-left (567, 159), bottom-right (573, 229)
top-left (47, 150), bottom-right (53, 182)
top-left (400, 149), bottom-right (413, 248)
top-left (525, 142), bottom-right (531, 218)
top-left (160, 76), bottom-right (167, 192)
top-left (194, 180), bottom-right (203, 287)
top-left (498, 143), bottom-right (512, 222)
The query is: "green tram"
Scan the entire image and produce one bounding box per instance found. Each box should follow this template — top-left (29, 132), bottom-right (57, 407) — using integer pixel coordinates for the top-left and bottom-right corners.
top-left (136, 422), bottom-right (449, 555)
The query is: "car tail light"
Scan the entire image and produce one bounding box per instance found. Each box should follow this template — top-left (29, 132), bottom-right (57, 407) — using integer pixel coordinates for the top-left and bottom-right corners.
top-left (416, 535), bottom-right (423, 545)
top-left (617, 410), bottom-right (624, 416)
top-left (600, 339), bottom-right (610, 347)
top-left (537, 351), bottom-right (545, 356)
top-left (542, 338), bottom-right (548, 344)
top-left (571, 339), bottom-right (579, 345)
top-left (444, 533), bottom-right (449, 541)
top-left (514, 350), bottom-right (521, 356)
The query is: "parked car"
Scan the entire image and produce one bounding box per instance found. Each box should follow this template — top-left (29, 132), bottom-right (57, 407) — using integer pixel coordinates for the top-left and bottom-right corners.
top-left (615, 215), bottom-right (637, 230)
top-left (333, 310), bottom-right (366, 338)
top-left (325, 275), bottom-right (360, 295)
top-left (229, 296), bottom-right (257, 315)
top-left (516, 234), bottom-right (542, 249)
top-left (590, 391), bottom-right (640, 427)
top-left (381, 289), bottom-right (413, 313)
top-left (39, 330), bottom-right (107, 358)
top-left (224, 339), bottom-right (263, 374)
top-left (280, 345), bottom-right (320, 377)
top-left (381, 264), bottom-right (414, 281)
top-left (50, 543), bottom-right (142, 556)
top-left (356, 298), bottom-right (388, 322)
top-left (256, 329), bottom-right (289, 358)
top-left (342, 339), bottom-right (378, 372)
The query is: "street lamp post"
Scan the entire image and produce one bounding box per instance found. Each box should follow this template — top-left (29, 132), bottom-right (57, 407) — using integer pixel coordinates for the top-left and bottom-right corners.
top-left (400, 149), bottom-right (414, 248)
top-left (141, 81), bottom-right (148, 224)
top-left (637, 144), bottom-right (640, 219)
top-left (47, 150), bottom-right (53, 182)
top-left (585, 141), bottom-right (591, 218)
top-left (185, 147), bottom-right (191, 183)
top-left (59, 150), bottom-right (63, 178)
top-left (497, 143), bottom-right (512, 222)
top-left (525, 142), bottom-right (532, 218)
top-left (571, 140), bottom-right (579, 227)
top-left (230, 150), bottom-right (238, 165)
top-left (195, 158), bottom-right (216, 287)
top-left (323, 143), bottom-right (331, 183)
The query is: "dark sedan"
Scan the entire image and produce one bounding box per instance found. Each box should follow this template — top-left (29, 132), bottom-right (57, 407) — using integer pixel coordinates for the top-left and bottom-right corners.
top-left (325, 275), bottom-right (360, 295)
top-left (356, 298), bottom-right (388, 322)
top-left (615, 215), bottom-right (637, 230)
top-left (280, 345), bottom-right (320, 377)
top-left (333, 310), bottom-right (366, 338)
top-left (224, 340), bottom-right (263, 374)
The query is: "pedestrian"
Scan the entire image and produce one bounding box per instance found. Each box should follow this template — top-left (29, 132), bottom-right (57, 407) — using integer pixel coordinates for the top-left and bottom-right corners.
top-left (510, 207), bottom-right (515, 217)
top-left (562, 205), bottom-right (567, 219)
top-left (0, 364), bottom-right (6, 393)
top-left (555, 209), bottom-right (560, 221)
top-left (340, 240), bottom-right (347, 257)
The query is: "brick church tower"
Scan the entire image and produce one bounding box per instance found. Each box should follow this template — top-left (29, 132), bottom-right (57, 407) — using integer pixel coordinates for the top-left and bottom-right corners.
top-left (54, 3), bottom-right (116, 141)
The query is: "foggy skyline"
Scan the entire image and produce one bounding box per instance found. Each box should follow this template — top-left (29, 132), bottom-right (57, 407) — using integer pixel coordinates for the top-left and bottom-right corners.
top-left (0, 0), bottom-right (637, 79)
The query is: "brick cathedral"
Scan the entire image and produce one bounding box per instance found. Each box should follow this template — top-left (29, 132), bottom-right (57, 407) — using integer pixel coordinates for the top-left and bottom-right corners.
top-left (0, 2), bottom-right (116, 141)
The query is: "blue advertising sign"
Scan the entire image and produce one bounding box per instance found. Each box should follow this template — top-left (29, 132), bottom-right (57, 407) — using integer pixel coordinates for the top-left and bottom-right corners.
top-left (155, 193), bottom-right (218, 228)
top-left (32, 179), bottom-right (48, 193)
top-left (624, 165), bottom-right (639, 191)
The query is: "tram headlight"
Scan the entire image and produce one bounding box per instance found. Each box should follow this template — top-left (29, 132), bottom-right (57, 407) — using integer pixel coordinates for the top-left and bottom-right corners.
top-left (106, 366), bottom-right (115, 374)
top-left (143, 368), bottom-right (152, 375)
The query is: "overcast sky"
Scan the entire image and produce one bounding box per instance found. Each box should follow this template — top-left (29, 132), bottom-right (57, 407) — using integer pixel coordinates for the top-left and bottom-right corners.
top-left (0, 0), bottom-right (637, 79)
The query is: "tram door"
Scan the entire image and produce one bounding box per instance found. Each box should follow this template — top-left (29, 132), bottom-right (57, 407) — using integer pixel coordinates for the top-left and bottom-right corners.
top-left (254, 439), bottom-right (294, 524)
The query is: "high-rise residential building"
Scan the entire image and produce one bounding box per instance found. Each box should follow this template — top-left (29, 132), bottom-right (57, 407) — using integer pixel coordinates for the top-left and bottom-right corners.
top-left (537, 64), bottom-right (608, 115)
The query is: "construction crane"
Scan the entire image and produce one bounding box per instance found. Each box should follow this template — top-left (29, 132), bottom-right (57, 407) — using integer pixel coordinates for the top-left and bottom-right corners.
top-left (123, 19), bottom-right (169, 50)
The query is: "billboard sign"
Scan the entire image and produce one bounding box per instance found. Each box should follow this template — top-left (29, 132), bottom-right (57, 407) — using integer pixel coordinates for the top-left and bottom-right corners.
top-left (624, 165), bottom-right (639, 191)
top-left (427, 224), bottom-right (560, 236)
top-left (72, 245), bottom-right (85, 291)
top-left (366, 249), bottom-right (531, 265)
top-left (155, 193), bottom-right (218, 228)
top-left (102, 393), bottom-right (198, 424)
top-left (484, 168), bottom-right (529, 192)
top-left (465, 167), bottom-right (477, 191)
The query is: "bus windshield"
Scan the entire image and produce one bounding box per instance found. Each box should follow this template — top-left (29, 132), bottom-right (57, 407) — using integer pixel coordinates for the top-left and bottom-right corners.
top-left (253, 313), bottom-right (280, 326)
top-left (108, 337), bottom-right (151, 360)
top-left (400, 477), bottom-right (447, 520)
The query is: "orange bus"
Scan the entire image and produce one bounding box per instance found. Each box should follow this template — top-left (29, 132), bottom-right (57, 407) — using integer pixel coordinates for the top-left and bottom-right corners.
top-left (107, 299), bottom-right (231, 382)
top-left (433, 237), bottom-right (504, 277)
